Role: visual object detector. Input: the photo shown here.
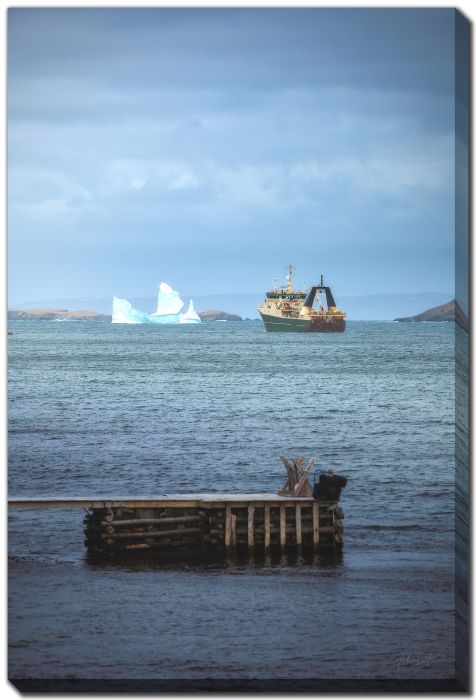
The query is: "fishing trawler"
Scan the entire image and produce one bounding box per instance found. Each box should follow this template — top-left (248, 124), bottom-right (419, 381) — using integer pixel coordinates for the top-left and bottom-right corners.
top-left (258, 265), bottom-right (346, 332)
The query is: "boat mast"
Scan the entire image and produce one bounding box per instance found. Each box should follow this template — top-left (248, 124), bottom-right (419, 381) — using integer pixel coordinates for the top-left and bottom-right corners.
top-left (285, 263), bottom-right (294, 293)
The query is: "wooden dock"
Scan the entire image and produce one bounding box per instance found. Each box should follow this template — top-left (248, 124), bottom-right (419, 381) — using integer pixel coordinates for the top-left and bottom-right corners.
top-left (8, 494), bottom-right (344, 557)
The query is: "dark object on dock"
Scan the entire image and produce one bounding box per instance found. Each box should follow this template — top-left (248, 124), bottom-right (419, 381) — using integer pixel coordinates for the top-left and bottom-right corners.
top-left (313, 472), bottom-right (347, 502)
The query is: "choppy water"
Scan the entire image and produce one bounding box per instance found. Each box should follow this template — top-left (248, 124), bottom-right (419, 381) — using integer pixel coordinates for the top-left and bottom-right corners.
top-left (8, 320), bottom-right (457, 683)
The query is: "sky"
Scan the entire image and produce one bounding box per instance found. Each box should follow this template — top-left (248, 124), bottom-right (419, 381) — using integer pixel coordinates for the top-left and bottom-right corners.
top-left (8, 8), bottom-right (457, 303)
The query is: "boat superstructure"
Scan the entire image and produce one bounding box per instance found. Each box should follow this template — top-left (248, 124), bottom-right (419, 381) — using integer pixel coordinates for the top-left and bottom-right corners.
top-left (258, 265), bottom-right (346, 332)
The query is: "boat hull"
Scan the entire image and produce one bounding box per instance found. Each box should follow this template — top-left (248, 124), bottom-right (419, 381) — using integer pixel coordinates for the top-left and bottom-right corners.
top-left (259, 312), bottom-right (345, 333)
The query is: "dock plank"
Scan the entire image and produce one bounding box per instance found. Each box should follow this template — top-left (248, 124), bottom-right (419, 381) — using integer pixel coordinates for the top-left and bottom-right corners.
top-left (8, 494), bottom-right (316, 509)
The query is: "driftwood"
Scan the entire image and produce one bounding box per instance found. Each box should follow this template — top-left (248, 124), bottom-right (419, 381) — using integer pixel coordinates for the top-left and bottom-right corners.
top-left (278, 454), bottom-right (314, 497)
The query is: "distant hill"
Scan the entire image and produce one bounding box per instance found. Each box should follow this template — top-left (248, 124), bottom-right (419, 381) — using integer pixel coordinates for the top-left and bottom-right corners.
top-left (395, 299), bottom-right (469, 331)
top-left (8, 308), bottom-right (110, 321)
top-left (198, 310), bottom-right (242, 321)
top-left (7, 307), bottom-right (243, 322)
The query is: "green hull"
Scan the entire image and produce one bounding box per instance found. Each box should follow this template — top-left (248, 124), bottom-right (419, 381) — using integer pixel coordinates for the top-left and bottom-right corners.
top-left (259, 311), bottom-right (345, 333)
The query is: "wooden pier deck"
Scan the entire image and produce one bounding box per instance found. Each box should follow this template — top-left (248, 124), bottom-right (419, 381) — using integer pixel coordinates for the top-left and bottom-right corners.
top-left (8, 494), bottom-right (344, 557)
top-left (8, 494), bottom-right (315, 509)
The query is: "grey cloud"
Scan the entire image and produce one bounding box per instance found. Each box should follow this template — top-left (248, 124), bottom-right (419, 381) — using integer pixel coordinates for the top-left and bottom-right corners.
top-left (9, 8), bottom-right (454, 93)
top-left (8, 8), bottom-right (457, 301)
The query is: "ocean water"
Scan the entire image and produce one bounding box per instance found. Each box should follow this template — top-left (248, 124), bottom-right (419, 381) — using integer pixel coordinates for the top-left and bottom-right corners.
top-left (8, 320), bottom-right (457, 684)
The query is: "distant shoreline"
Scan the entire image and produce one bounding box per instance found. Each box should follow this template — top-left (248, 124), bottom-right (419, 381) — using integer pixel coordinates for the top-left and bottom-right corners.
top-left (8, 308), bottom-right (110, 321)
top-left (395, 298), bottom-right (468, 332)
top-left (8, 308), bottom-right (243, 322)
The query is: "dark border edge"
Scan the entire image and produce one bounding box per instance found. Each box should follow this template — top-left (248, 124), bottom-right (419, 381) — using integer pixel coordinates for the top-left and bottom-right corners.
top-left (6, 677), bottom-right (469, 694)
top-left (455, 7), bottom-right (471, 695)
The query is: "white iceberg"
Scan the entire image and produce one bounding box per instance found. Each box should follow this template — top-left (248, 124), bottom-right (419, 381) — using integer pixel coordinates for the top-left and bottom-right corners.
top-left (153, 282), bottom-right (184, 317)
top-left (180, 299), bottom-right (201, 324)
top-left (112, 296), bottom-right (151, 324)
top-left (111, 283), bottom-right (201, 325)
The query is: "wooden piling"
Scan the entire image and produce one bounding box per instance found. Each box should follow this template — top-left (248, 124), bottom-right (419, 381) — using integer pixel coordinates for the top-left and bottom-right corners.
top-left (312, 502), bottom-right (320, 549)
top-left (279, 505), bottom-right (286, 549)
top-left (264, 505), bottom-right (271, 553)
top-left (247, 505), bottom-right (255, 551)
top-left (295, 504), bottom-right (302, 549)
top-left (230, 513), bottom-right (237, 551)
top-left (225, 504), bottom-right (232, 551)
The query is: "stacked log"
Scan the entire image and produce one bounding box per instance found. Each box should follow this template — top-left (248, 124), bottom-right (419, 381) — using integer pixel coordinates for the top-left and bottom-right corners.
top-left (84, 506), bottom-right (207, 555)
top-left (84, 501), bottom-right (344, 558)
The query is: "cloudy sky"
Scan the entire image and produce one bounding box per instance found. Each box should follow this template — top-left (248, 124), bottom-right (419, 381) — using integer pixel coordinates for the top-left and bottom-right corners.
top-left (8, 8), bottom-right (456, 303)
